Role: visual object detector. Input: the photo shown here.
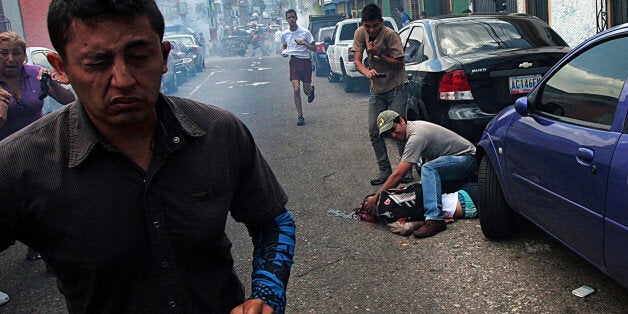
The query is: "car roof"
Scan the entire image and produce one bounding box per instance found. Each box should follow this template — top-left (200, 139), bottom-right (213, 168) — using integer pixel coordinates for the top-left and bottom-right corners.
top-left (406, 12), bottom-right (543, 26)
top-left (165, 34), bottom-right (194, 38)
top-left (26, 46), bottom-right (53, 53)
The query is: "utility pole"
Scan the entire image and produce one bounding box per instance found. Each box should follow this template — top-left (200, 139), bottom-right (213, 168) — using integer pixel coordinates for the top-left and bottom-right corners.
top-left (0, 1), bottom-right (12, 32)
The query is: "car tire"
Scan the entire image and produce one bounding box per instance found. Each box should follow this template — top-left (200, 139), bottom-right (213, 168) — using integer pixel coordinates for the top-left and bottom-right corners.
top-left (343, 72), bottom-right (355, 93)
top-left (328, 71), bottom-right (340, 83)
top-left (315, 61), bottom-right (327, 77)
top-left (189, 66), bottom-right (196, 77)
top-left (478, 155), bottom-right (517, 239)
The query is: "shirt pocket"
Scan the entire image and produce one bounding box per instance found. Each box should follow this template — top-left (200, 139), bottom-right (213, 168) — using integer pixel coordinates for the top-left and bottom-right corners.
top-left (172, 179), bottom-right (236, 244)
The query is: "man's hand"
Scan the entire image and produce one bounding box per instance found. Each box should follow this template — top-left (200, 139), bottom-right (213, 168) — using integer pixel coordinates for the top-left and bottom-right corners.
top-left (364, 69), bottom-right (379, 79)
top-left (363, 194), bottom-right (378, 211)
top-left (366, 39), bottom-right (379, 55)
top-left (230, 299), bottom-right (274, 314)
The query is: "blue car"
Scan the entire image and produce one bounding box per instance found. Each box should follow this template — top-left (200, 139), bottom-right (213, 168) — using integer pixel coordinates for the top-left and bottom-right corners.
top-left (476, 23), bottom-right (628, 288)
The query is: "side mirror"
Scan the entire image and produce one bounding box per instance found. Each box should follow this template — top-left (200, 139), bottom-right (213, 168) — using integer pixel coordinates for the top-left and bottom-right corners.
top-left (514, 97), bottom-right (529, 116)
top-left (324, 37), bottom-right (332, 44)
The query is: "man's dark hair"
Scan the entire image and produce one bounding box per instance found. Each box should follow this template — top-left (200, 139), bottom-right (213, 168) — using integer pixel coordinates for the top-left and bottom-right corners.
top-left (285, 9), bottom-right (296, 18)
top-left (361, 4), bottom-right (382, 22)
top-left (397, 6), bottom-right (404, 12)
top-left (47, 0), bottom-right (165, 58)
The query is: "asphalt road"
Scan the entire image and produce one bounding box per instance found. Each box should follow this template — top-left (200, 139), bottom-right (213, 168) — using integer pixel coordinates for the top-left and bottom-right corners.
top-left (0, 54), bottom-right (626, 313)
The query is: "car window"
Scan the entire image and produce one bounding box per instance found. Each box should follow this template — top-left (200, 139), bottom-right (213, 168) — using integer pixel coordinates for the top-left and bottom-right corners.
top-left (436, 19), bottom-right (567, 56)
top-left (31, 50), bottom-right (53, 69)
top-left (403, 26), bottom-right (427, 63)
top-left (319, 28), bottom-right (334, 42)
top-left (536, 36), bottom-right (627, 130)
top-left (340, 23), bottom-right (358, 40)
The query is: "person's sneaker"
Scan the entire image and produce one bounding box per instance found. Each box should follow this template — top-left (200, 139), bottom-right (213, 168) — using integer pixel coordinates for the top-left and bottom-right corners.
top-left (413, 219), bottom-right (446, 238)
top-left (297, 116), bottom-right (305, 126)
top-left (387, 220), bottom-right (425, 236)
top-left (370, 171), bottom-right (391, 186)
top-left (307, 86), bottom-right (315, 103)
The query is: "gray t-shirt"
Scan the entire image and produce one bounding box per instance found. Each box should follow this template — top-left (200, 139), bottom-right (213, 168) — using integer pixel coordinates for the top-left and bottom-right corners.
top-left (401, 120), bottom-right (476, 163)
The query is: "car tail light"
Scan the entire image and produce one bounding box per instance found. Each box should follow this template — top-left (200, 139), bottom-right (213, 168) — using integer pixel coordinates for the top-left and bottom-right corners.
top-left (348, 47), bottom-right (355, 62)
top-left (317, 43), bottom-right (326, 53)
top-left (438, 70), bottom-right (474, 100)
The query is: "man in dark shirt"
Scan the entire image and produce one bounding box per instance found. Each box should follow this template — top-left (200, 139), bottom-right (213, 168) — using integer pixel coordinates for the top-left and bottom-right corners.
top-left (0, 0), bottom-right (296, 313)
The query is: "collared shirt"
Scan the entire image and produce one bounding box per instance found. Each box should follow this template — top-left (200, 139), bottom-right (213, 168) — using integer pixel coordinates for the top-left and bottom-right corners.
top-left (401, 120), bottom-right (476, 163)
top-left (353, 26), bottom-right (407, 93)
top-left (0, 64), bottom-right (45, 140)
top-left (0, 95), bottom-right (295, 313)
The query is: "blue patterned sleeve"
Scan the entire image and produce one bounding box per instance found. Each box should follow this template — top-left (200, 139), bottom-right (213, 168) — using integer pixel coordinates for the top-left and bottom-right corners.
top-left (249, 211), bottom-right (296, 314)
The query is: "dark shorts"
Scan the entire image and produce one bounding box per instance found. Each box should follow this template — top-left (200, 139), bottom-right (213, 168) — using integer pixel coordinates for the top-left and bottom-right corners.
top-left (289, 57), bottom-right (312, 83)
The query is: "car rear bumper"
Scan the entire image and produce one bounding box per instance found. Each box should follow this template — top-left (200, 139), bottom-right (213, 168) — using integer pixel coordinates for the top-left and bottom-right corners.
top-left (441, 103), bottom-right (496, 143)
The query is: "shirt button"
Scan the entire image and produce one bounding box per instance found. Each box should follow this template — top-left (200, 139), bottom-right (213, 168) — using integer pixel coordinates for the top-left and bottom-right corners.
top-left (153, 221), bottom-right (160, 228)
top-left (172, 137), bottom-right (180, 144)
top-left (169, 301), bottom-right (176, 308)
top-left (162, 261), bottom-right (169, 268)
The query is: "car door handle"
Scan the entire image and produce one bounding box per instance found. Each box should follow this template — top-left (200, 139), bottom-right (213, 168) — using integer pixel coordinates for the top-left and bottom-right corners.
top-left (576, 147), bottom-right (594, 165)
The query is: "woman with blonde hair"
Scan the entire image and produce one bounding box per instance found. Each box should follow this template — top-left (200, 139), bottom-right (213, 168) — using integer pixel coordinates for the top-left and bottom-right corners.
top-left (0, 31), bottom-right (74, 138)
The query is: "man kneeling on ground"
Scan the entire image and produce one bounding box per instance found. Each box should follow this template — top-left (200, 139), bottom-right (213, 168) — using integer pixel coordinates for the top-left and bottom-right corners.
top-left (362, 110), bottom-right (477, 238)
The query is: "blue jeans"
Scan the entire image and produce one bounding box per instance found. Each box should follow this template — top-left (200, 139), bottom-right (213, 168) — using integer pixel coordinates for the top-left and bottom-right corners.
top-left (421, 155), bottom-right (477, 220)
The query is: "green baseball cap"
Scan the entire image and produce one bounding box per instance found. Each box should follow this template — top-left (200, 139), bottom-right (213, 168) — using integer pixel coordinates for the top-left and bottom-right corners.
top-left (376, 110), bottom-right (400, 135)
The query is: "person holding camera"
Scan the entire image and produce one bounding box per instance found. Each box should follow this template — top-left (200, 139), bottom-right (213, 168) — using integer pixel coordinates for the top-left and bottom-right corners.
top-left (0, 32), bottom-right (75, 140)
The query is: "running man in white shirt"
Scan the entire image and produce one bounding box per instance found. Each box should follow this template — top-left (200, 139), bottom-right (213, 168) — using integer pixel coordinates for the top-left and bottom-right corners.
top-left (281, 9), bottom-right (315, 126)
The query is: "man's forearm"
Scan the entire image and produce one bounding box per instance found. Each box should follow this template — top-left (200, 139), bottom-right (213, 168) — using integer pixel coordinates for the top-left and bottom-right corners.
top-left (249, 211), bottom-right (296, 314)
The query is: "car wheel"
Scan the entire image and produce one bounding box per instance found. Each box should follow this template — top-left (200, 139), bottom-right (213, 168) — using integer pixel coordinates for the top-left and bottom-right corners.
top-left (177, 70), bottom-right (186, 85)
top-left (328, 71), bottom-right (340, 83)
top-left (315, 61), bottom-right (326, 77)
top-left (167, 72), bottom-right (178, 93)
top-left (478, 155), bottom-right (517, 239)
top-left (189, 66), bottom-right (196, 77)
top-left (343, 72), bottom-right (355, 93)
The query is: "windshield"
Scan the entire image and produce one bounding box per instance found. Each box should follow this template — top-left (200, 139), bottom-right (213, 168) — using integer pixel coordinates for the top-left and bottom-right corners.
top-left (437, 19), bottom-right (567, 56)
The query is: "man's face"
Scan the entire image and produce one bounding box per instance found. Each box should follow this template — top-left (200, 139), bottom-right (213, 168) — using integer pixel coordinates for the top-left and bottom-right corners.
top-left (362, 18), bottom-right (383, 37)
top-left (286, 12), bottom-right (298, 28)
top-left (386, 122), bottom-right (406, 142)
top-left (48, 16), bottom-right (168, 131)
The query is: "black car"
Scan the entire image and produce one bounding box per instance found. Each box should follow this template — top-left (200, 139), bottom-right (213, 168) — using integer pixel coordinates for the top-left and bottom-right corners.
top-left (311, 26), bottom-right (335, 77)
top-left (398, 13), bottom-right (570, 143)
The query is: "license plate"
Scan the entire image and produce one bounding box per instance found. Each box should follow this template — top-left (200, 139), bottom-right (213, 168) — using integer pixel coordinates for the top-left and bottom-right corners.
top-left (509, 74), bottom-right (542, 94)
